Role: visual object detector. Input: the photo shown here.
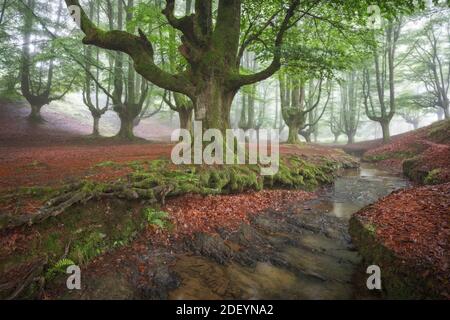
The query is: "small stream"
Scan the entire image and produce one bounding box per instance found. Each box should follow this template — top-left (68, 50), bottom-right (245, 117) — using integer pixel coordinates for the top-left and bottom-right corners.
top-left (165, 163), bottom-right (409, 300)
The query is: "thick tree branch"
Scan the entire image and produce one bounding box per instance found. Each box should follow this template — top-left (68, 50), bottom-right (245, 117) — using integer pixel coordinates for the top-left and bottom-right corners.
top-left (64, 0), bottom-right (192, 96)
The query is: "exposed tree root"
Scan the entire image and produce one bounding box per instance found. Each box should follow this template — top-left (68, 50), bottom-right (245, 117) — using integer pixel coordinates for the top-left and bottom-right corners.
top-left (0, 181), bottom-right (174, 231)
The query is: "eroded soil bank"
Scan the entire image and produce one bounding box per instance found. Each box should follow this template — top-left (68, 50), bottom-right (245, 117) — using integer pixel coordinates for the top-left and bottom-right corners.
top-left (346, 120), bottom-right (450, 299)
top-left (40, 163), bottom-right (408, 300)
top-left (350, 183), bottom-right (450, 299)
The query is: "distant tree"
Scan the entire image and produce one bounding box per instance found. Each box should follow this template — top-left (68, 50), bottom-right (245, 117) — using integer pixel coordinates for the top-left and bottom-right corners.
top-left (298, 81), bottom-right (330, 143)
top-left (109, 0), bottom-right (150, 139)
top-left (20, 0), bottom-right (76, 121)
top-left (396, 93), bottom-right (428, 129)
top-left (338, 71), bottom-right (361, 144)
top-left (363, 19), bottom-right (402, 143)
top-left (328, 89), bottom-right (342, 143)
top-left (408, 10), bottom-right (450, 119)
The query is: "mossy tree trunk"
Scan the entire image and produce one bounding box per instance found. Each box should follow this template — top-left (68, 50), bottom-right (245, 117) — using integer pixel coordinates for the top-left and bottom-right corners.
top-left (333, 133), bottom-right (340, 143)
top-left (179, 107), bottom-right (193, 132)
top-left (347, 132), bottom-right (355, 144)
top-left (116, 109), bottom-right (137, 139)
top-left (29, 104), bottom-right (44, 122)
top-left (287, 124), bottom-right (301, 144)
top-left (64, 0), bottom-right (301, 134)
top-left (380, 120), bottom-right (391, 143)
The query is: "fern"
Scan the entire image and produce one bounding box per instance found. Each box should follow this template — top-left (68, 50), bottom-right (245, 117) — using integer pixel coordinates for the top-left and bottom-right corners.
top-left (45, 258), bottom-right (76, 279)
top-left (143, 208), bottom-right (171, 229)
top-left (54, 258), bottom-right (75, 270)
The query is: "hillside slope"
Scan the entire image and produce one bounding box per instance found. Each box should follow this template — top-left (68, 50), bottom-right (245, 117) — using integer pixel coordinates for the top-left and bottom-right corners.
top-left (363, 120), bottom-right (450, 184)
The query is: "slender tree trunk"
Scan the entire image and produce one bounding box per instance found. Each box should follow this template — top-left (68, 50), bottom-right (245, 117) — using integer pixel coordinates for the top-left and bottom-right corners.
top-left (92, 115), bottom-right (100, 136)
top-left (380, 121), bottom-right (391, 143)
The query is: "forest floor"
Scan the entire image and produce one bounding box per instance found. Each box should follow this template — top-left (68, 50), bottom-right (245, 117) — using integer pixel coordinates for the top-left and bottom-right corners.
top-left (0, 101), bottom-right (448, 299)
top-left (0, 101), bottom-right (360, 299)
top-left (0, 101), bottom-right (348, 191)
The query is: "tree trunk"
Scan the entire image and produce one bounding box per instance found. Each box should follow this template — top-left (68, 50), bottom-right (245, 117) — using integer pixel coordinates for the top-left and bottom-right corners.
top-left (437, 108), bottom-right (444, 121)
top-left (304, 134), bottom-right (312, 143)
top-left (444, 106), bottom-right (450, 119)
top-left (380, 121), bottom-right (391, 143)
top-left (116, 113), bottom-right (135, 140)
top-left (334, 134), bottom-right (340, 143)
top-left (194, 81), bottom-right (235, 133)
top-left (347, 133), bottom-right (355, 144)
top-left (29, 104), bottom-right (43, 122)
top-left (92, 116), bottom-right (100, 136)
top-left (287, 125), bottom-right (300, 144)
top-left (179, 108), bottom-right (193, 132)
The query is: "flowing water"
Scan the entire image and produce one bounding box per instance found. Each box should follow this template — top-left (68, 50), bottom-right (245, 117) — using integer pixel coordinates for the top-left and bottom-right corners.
top-left (167, 163), bottom-right (409, 300)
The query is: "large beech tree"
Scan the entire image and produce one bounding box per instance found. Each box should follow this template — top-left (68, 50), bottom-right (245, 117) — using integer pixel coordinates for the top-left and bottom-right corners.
top-left (65, 0), bottom-right (428, 133)
top-left (65, 0), bottom-right (303, 133)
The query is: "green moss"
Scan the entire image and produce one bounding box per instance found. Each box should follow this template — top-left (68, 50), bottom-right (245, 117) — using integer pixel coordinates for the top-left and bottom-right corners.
top-left (427, 120), bottom-right (450, 144)
top-left (94, 161), bottom-right (119, 168)
top-left (364, 151), bottom-right (415, 163)
top-left (424, 169), bottom-right (442, 185)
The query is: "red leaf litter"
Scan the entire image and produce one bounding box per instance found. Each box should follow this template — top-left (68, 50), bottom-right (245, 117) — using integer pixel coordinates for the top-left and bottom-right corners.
top-left (355, 183), bottom-right (450, 293)
top-left (362, 120), bottom-right (450, 176)
top-left (145, 190), bottom-right (316, 244)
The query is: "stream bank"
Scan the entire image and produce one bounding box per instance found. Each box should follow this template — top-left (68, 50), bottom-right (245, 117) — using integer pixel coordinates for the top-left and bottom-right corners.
top-left (44, 163), bottom-right (409, 300)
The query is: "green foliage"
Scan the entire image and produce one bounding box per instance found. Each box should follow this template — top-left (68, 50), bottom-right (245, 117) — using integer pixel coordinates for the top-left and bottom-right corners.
top-left (71, 231), bottom-right (106, 265)
top-left (143, 208), bottom-right (171, 229)
top-left (45, 258), bottom-right (76, 279)
top-left (94, 161), bottom-right (117, 168)
top-left (424, 169), bottom-right (442, 185)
